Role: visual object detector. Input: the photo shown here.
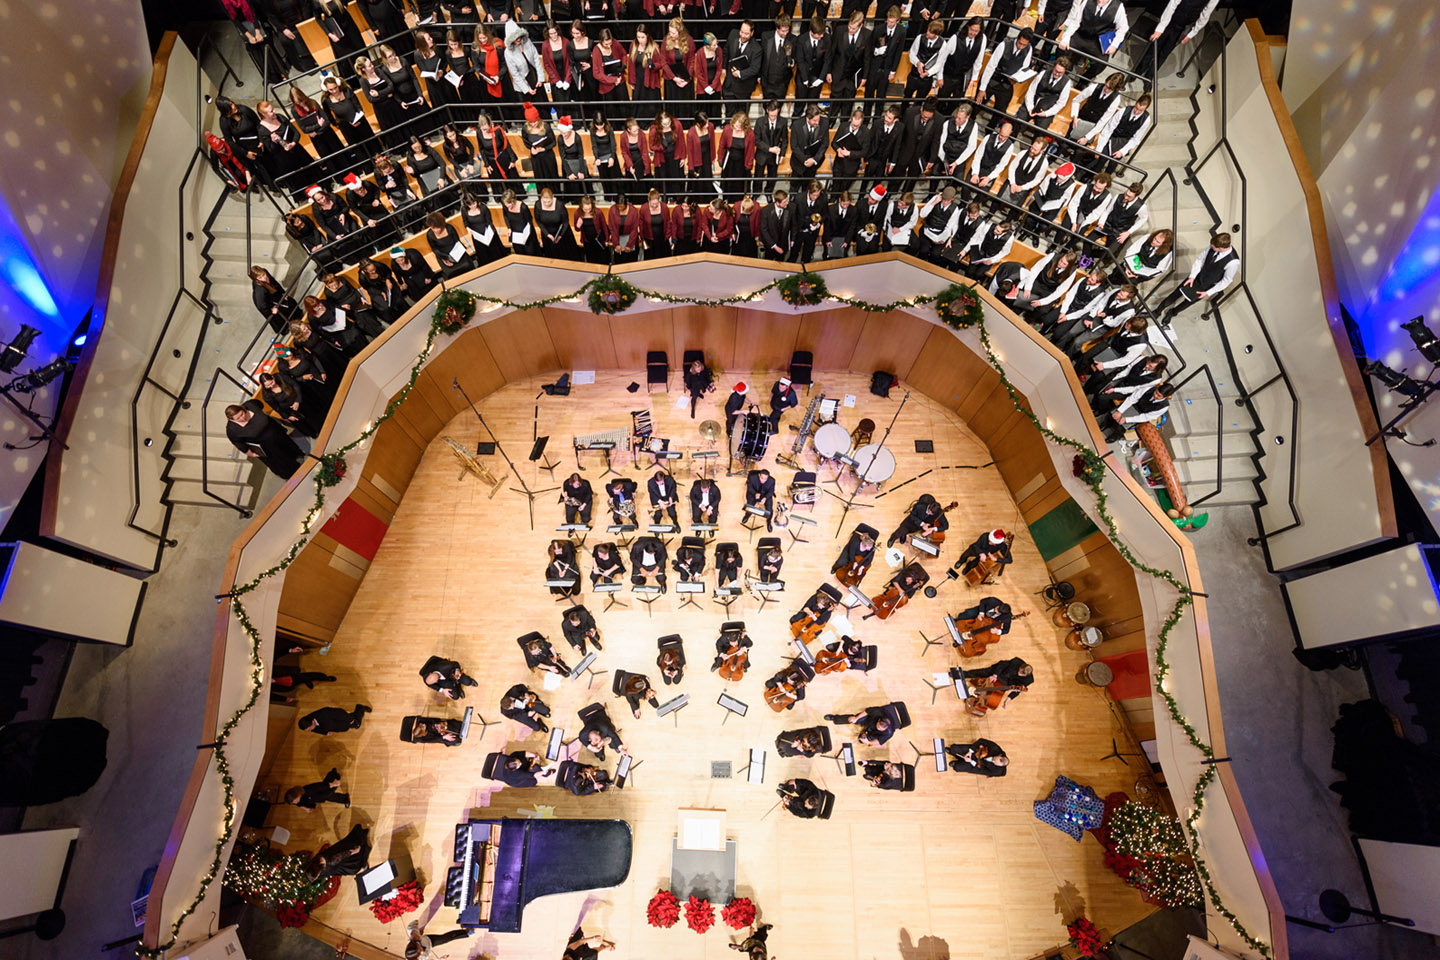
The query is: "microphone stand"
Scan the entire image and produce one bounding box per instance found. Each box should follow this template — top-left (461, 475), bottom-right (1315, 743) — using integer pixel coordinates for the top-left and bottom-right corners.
top-left (829, 390), bottom-right (910, 539)
top-left (453, 377), bottom-right (560, 530)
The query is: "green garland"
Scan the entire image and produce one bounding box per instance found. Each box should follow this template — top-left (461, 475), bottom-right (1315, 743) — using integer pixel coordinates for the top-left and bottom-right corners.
top-left (934, 283), bottom-right (985, 329)
top-left (588, 274), bottom-right (638, 315)
top-left (777, 271), bottom-right (829, 306)
top-left (317, 453), bottom-right (347, 487)
top-left (144, 270), bottom-right (1270, 959)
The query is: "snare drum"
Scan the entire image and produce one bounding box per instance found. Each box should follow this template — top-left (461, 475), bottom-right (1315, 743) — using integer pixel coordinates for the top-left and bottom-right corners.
top-left (813, 422), bottom-right (850, 462)
top-left (851, 443), bottom-right (896, 488)
top-left (1053, 601), bottom-right (1090, 628)
top-left (734, 412), bottom-right (770, 461)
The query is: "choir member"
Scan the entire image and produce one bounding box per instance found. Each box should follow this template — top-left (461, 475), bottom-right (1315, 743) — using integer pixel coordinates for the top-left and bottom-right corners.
top-left (226, 400), bottom-right (304, 479)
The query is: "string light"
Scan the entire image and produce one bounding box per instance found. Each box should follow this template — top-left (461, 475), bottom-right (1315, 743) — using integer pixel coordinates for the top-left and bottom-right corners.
top-left (145, 275), bottom-right (1269, 960)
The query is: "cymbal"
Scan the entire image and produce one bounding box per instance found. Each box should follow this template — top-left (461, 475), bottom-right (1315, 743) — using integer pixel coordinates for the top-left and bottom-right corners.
top-left (699, 420), bottom-right (721, 441)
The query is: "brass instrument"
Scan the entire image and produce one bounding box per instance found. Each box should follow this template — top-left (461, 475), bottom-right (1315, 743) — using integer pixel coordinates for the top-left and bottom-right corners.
top-left (444, 436), bottom-right (507, 497)
top-left (615, 498), bottom-right (637, 518)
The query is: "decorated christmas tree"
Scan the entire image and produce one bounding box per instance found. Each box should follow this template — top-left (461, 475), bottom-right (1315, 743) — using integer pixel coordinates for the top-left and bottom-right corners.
top-left (223, 844), bottom-right (318, 907)
top-left (1104, 802), bottom-right (1203, 908)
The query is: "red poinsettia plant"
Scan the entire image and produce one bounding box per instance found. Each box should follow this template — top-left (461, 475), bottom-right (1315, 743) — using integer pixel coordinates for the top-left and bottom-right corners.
top-left (368, 881), bottom-right (424, 923)
top-left (646, 889), bottom-right (680, 928)
top-left (1067, 916), bottom-right (1107, 958)
top-left (721, 897), bottom-right (756, 929)
top-left (684, 895), bottom-right (715, 933)
top-left (276, 902), bottom-right (311, 928)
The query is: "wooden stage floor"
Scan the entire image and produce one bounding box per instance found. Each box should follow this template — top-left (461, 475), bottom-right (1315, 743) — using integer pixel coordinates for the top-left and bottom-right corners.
top-left (263, 371), bottom-right (1155, 959)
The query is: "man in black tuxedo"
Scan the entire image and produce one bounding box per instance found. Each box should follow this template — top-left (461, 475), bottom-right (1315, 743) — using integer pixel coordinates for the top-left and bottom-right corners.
top-left (630, 536), bottom-right (669, 590)
top-left (827, 11), bottom-right (872, 114)
top-left (753, 100), bottom-right (789, 196)
top-left (768, 376), bottom-right (798, 432)
top-left (759, 14), bottom-right (796, 102)
top-left (788, 105), bottom-right (831, 181)
top-left (647, 467), bottom-right (680, 525)
top-left (746, 468), bottom-right (777, 530)
top-left (724, 20), bottom-right (763, 115)
top-left (500, 683), bottom-right (551, 732)
top-left (794, 14), bottom-right (831, 102)
top-left (606, 477), bottom-right (638, 524)
top-left (760, 190), bottom-right (793, 262)
top-left (690, 477), bottom-right (722, 523)
top-left (792, 179), bottom-right (828, 264)
top-left (864, 104), bottom-right (903, 191)
top-left (862, 5), bottom-right (907, 118)
top-left (893, 96), bottom-right (941, 192)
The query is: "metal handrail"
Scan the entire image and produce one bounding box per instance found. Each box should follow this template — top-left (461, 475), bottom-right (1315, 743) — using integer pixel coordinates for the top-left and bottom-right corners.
top-left (1170, 361), bottom-right (1225, 507)
top-left (199, 366), bottom-right (263, 516)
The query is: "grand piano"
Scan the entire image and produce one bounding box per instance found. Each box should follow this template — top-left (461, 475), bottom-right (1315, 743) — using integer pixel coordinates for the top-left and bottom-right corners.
top-left (444, 818), bottom-right (632, 931)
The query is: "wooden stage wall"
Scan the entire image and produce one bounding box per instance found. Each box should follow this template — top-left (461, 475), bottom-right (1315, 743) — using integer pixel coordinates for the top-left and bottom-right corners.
top-left (276, 305), bottom-right (1146, 691)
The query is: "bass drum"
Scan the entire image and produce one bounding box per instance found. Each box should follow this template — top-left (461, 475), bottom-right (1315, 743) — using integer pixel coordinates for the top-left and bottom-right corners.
top-left (734, 412), bottom-right (770, 461)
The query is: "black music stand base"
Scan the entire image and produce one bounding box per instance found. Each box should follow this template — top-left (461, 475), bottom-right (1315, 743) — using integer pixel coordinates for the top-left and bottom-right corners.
top-left (785, 524), bottom-right (811, 547)
top-left (677, 591), bottom-right (703, 611)
top-left (1098, 737), bottom-right (1143, 766)
top-left (469, 714), bottom-right (501, 741)
top-left (601, 592), bottom-right (628, 613)
top-left (918, 630), bottom-right (944, 658)
top-left (537, 457), bottom-right (560, 480)
top-left (712, 593), bottom-right (741, 615)
top-left (921, 676), bottom-right (948, 705)
top-left (635, 592), bottom-right (663, 618)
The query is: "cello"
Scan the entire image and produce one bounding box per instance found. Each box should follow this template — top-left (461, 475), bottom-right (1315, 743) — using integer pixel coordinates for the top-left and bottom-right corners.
top-left (717, 640), bottom-right (749, 681)
top-left (869, 582), bottom-right (909, 620)
top-left (957, 610), bottom-right (1030, 658)
top-left (917, 500), bottom-right (959, 545)
top-left (765, 672), bottom-right (804, 711)
top-left (964, 684), bottom-right (1025, 717)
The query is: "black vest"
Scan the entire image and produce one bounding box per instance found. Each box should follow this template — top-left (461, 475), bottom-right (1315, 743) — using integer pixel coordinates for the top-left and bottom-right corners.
top-left (950, 35), bottom-right (984, 77)
top-left (1032, 264), bottom-right (1071, 299)
top-left (917, 36), bottom-right (945, 70)
top-left (979, 135), bottom-right (1011, 172)
top-left (1194, 247), bottom-right (1237, 288)
top-left (1013, 152), bottom-right (1045, 185)
top-left (1077, 0), bottom-right (1120, 40)
top-left (1031, 71), bottom-right (1068, 111)
top-left (1037, 173), bottom-right (1073, 207)
top-left (1070, 281), bottom-right (1105, 310)
top-left (1079, 86), bottom-right (1119, 123)
top-left (1110, 107), bottom-right (1149, 145)
top-left (1105, 196), bottom-right (1142, 231)
top-left (1078, 186), bottom-right (1108, 217)
top-left (939, 117), bottom-right (976, 161)
top-left (925, 202), bottom-right (957, 234)
top-left (1138, 242), bottom-right (1169, 268)
top-left (977, 226), bottom-right (1009, 258)
top-left (994, 40), bottom-right (1029, 78)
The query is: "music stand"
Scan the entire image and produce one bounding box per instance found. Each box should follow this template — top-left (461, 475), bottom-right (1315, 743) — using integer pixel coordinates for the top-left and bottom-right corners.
top-left (676, 579), bottom-right (705, 611)
top-left (918, 629), bottom-right (945, 657)
top-left (921, 673), bottom-right (950, 705)
top-left (828, 742), bottom-right (857, 777)
top-left (1098, 736), bottom-right (1145, 766)
top-left (909, 737), bottom-right (947, 773)
top-left (607, 523), bottom-right (638, 549)
top-left (785, 514), bottom-right (816, 547)
top-left (592, 580), bottom-right (627, 612)
top-left (741, 506), bottom-right (768, 542)
top-left (545, 578), bottom-right (580, 603)
top-left (717, 692), bottom-right (748, 725)
top-left (568, 651), bottom-right (610, 689)
top-left (656, 693), bottom-right (690, 727)
top-left (691, 522), bottom-right (719, 541)
top-left (712, 584), bottom-right (743, 615)
top-left (633, 584), bottom-right (663, 618)
top-left (749, 578), bottom-right (784, 613)
top-left (530, 435), bottom-right (559, 480)
top-left (454, 378), bottom-right (560, 530)
top-left (648, 523), bottom-right (678, 548)
top-left (465, 709), bottom-right (501, 742)
top-left (557, 523), bottom-right (590, 547)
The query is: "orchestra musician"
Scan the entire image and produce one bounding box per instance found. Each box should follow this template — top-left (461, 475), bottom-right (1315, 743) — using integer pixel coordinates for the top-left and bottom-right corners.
top-left (561, 472), bottom-right (594, 524)
top-left (683, 358), bottom-right (716, 418)
top-left (656, 642), bottom-right (685, 685)
top-left (715, 542), bottom-right (744, 585)
top-left (868, 563), bottom-right (929, 619)
top-left (629, 536), bottom-right (669, 591)
top-left (960, 657), bottom-right (1034, 715)
top-left (724, 381), bottom-right (749, 437)
top-left (419, 655), bottom-right (479, 699)
top-left (579, 707), bottom-right (625, 760)
top-left (746, 468), bottom-right (777, 531)
top-left (759, 545), bottom-right (784, 583)
top-left (825, 704), bottom-right (901, 745)
top-left (946, 738), bottom-right (1009, 776)
top-left (711, 625), bottom-right (752, 676)
top-left (546, 540), bottom-right (581, 597)
top-left (590, 542), bottom-right (626, 585)
top-left (775, 727), bottom-right (827, 757)
top-left (647, 467), bottom-right (680, 525)
top-left (606, 477), bottom-right (639, 524)
top-left (768, 375), bottom-right (798, 432)
top-left (690, 477), bottom-right (722, 523)
top-left (814, 636), bottom-right (868, 674)
top-left (570, 763), bottom-right (612, 795)
top-left (672, 540), bottom-right (706, 581)
top-left (494, 751), bottom-right (557, 787)
top-left (862, 759), bottom-right (905, 790)
top-left (954, 528), bottom-right (1013, 581)
top-left (777, 778), bottom-right (823, 818)
top-left (500, 683), bottom-right (551, 732)
top-left (954, 597), bottom-right (1014, 642)
top-left (886, 493), bottom-right (951, 546)
top-left (832, 523), bottom-right (878, 586)
top-left (522, 636), bottom-right (572, 676)
top-left (617, 672), bottom-right (661, 717)
top-left (789, 586), bottom-right (837, 639)
top-left (765, 664), bottom-right (810, 711)
top-left (407, 718), bottom-right (460, 744)
top-left (561, 605), bottom-right (603, 654)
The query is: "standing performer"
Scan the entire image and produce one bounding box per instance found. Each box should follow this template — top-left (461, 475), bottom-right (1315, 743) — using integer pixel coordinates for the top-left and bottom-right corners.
top-left (561, 473), bottom-right (594, 524)
top-left (683, 358), bottom-right (716, 417)
top-left (832, 524), bottom-right (878, 587)
top-left (886, 493), bottom-right (951, 546)
top-left (647, 467), bottom-right (680, 525)
top-left (284, 768), bottom-right (349, 809)
top-left (724, 381), bottom-right (750, 437)
top-left (419, 656), bottom-right (479, 699)
top-left (690, 477), bottom-right (722, 524)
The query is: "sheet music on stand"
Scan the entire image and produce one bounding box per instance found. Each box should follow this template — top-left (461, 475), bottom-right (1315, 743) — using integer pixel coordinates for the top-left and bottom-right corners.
top-left (949, 666), bottom-right (970, 700)
top-left (649, 524), bottom-right (678, 534)
top-left (459, 705), bottom-right (474, 741)
top-left (747, 748), bottom-right (765, 784)
top-left (714, 585), bottom-right (742, 596)
top-left (944, 614), bottom-right (962, 647)
top-left (544, 578), bottom-right (579, 588)
top-left (676, 581), bottom-right (705, 594)
top-left (557, 524), bottom-right (591, 533)
top-left (546, 726), bottom-right (565, 761)
top-left (932, 736), bottom-right (947, 773)
top-left (615, 752), bottom-right (634, 788)
top-left (839, 743), bottom-right (856, 777)
top-left (844, 585), bottom-right (874, 609)
top-left (593, 581), bottom-right (623, 593)
top-left (570, 651), bottom-right (598, 679)
top-left (909, 535), bottom-right (940, 557)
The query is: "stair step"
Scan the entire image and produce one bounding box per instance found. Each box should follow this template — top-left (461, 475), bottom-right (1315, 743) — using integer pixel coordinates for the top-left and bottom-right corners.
top-left (211, 213), bottom-right (290, 237)
top-left (162, 477), bottom-right (257, 511)
top-left (163, 454), bottom-right (257, 484)
top-left (1172, 455), bottom-right (1260, 484)
top-left (208, 235), bottom-right (295, 265)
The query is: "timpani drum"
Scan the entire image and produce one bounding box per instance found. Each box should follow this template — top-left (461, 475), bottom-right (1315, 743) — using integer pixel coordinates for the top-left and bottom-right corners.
top-left (734, 412), bottom-right (770, 461)
top-left (1053, 601), bottom-right (1091, 629)
top-left (1066, 625), bottom-right (1104, 652)
top-left (813, 422), bottom-right (851, 463)
top-left (851, 443), bottom-right (896, 489)
top-left (1077, 661), bottom-right (1114, 687)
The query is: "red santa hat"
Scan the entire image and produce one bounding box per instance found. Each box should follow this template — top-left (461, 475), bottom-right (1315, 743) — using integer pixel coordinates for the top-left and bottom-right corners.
top-left (868, 184), bottom-right (886, 203)
top-left (305, 184), bottom-right (323, 200)
top-left (778, 376), bottom-right (791, 387)
top-left (733, 381), bottom-right (748, 395)
top-left (342, 172), bottom-right (361, 191)
top-left (1055, 161), bottom-right (1076, 179)
top-left (523, 101), bottom-right (540, 123)
top-left (988, 529), bottom-right (1006, 545)
top-left (556, 115), bottom-right (573, 133)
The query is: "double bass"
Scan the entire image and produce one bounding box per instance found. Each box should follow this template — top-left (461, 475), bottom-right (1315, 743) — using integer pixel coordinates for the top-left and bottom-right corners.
top-left (918, 500), bottom-right (959, 545)
top-left (956, 609), bottom-right (1030, 658)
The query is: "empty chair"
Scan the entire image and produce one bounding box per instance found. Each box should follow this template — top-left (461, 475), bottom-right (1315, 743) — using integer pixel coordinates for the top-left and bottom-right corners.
top-left (556, 759), bottom-right (578, 792)
top-left (789, 350), bottom-right (814, 391)
top-left (817, 789), bottom-right (836, 819)
top-left (647, 350), bottom-right (669, 393)
top-left (855, 645), bottom-right (879, 672)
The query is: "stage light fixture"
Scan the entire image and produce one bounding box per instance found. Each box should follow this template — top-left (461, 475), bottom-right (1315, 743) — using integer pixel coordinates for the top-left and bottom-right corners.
top-left (1399, 315), bottom-right (1440, 365)
top-left (10, 357), bottom-right (75, 394)
top-left (1363, 360), bottom-right (1428, 398)
top-left (0, 324), bottom-right (39, 373)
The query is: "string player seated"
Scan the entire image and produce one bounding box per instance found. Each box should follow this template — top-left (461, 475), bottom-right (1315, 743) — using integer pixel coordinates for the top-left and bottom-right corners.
top-left (832, 524), bottom-right (878, 587)
top-left (408, 717), bottom-right (461, 744)
top-left (954, 528), bottom-right (1013, 580)
top-left (960, 657), bottom-right (1034, 716)
top-left (656, 640), bottom-right (685, 685)
top-left (870, 563), bottom-right (930, 619)
top-left (672, 540), bottom-right (706, 581)
top-left (690, 476), bottom-right (722, 524)
top-left (647, 466), bottom-right (680, 525)
top-left (947, 738), bottom-right (1009, 776)
top-left (775, 727), bottom-right (826, 757)
top-left (579, 706), bottom-right (626, 760)
top-left (758, 544), bottom-right (784, 583)
top-left (745, 468), bottom-right (777, 531)
top-left (777, 778), bottom-right (823, 818)
top-left (561, 605), bottom-right (602, 654)
top-left (419, 655), bottom-right (479, 699)
top-left (629, 536), bottom-right (669, 591)
top-left (546, 540), bottom-right (581, 597)
top-left (715, 542), bottom-right (743, 586)
top-left (617, 671), bottom-right (661, 718)
top-left (886, 493), bottom-right (951, 546)
top-left (862, 759), bottom-right (906, 790)
top-left (954, 596), bottom-right (1014, 641)
top-left (569, 763), bottom-right (612, 795)
top-left (814, 635), bottom-right (868, 674)
top-left (764, 664), bottom-right (810, 711)
top-left (500, 683), bottom-right (551, 732)
top-left (561, 472), bottom-right (593, 525)
top-left (711, 625), bottom-right (752, 676)
top-left (590, 542), bottom-right (625, 585)
top-left (606, 477), bottom-right (638, 524)
top-left (825, 704), bottom-right (900, 746)
top-left (521, 635), bottom-right (572, 676)
top-left (789, 586), bottom-right (837, 638)
top-left (494, 750), bottom-right (557, 787)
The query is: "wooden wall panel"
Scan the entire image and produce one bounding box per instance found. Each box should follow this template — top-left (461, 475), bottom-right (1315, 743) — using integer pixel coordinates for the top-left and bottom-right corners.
top-left (421, 325), bottom-right (507, 409)
top-left (970, 403), bottom-right (1027, 449)
top-left (359, 416), bottom-right (426, 503)
top-left (276, 533), bottom-right (364, 642)
top-left (544, 308), bottom-right (619, 370)
top-left (905, 327), bottom-right (995, 408)
top-left (1049, 531), bottom-right (1144, 636)
top-left (387, 375), bottom-right (448, 443)
top-left (346, 480), bottom-right (398, 526)
top-left (732, 308), bottom-right (801, 378)
top-left (850, 311), bottom-right (931, 380)
top-left (955, 376), bottom-right (1006, 425)
top-left (609, 309), bottom-right (675, 371)
top-left (479, 310), bottom-right (561, 380)
top-left (671, 305), bottom-right (736, 373)
top-left (796, 309), bottom-right (866, 371)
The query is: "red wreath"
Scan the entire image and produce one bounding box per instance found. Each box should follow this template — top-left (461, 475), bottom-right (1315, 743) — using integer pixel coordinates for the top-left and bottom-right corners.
top-left (721, 897), bottom-right (756, 929)
top-left (684, 895), bottom-right (715, 933)
top-left (646, 889), bottom-right (680, 928)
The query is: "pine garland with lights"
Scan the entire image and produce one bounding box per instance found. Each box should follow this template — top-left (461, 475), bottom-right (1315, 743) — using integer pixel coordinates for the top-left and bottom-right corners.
top-left (587, 274), bottom-right (638, 314)
top-left (144, 266), bottom-right (1272, 959)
